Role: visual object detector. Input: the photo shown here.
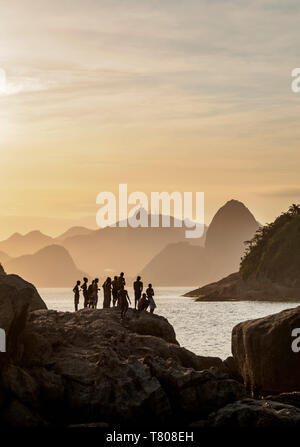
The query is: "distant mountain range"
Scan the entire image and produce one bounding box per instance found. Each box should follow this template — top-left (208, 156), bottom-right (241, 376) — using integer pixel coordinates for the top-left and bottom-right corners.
top-left (4, 245), bottom-right (87, 287)
top-left (0, 201), bottom-right (259, 287)
top-left (0, 231), bottom-right (53, 257)
top-left (55, 226), bottom-right (95, 242)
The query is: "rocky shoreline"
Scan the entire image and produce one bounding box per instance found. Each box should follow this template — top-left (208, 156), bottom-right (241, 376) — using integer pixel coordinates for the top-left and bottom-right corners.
top-left (1, 271), bottom-right (300, 427)
top-left (185, 272), bottom-right (300, 302)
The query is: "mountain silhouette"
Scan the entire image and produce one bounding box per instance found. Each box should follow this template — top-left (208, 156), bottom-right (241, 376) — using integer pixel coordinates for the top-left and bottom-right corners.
top-left (205, 199), bottom-right (259, 279)
top-left (0, 231), bottom-right (53, 257)
top-left (4, 244), bottom-right (87, 287)
top-left (59, 212), bottom-right (206, 278)
top-left (0, 210), bottom-right (207, 285)
top-left (186, 204), bottom-right (300, 301)
top-left (140, 200), bottom-right (259, 286)
top-left (140, 242), bottom-right (209, 286)
top-left (55, 226), bottom-right (95, 242)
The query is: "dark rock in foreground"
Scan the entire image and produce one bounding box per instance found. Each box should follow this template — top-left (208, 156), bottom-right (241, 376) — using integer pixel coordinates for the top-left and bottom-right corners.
top-left (0, 307), bottom-right (244, 427)
top-left (232, 306), bottom-right (300, 396)
top-left (205, 399), bottom-right (300, 427)
top-left (0, 274), bottom-right (46, 359)
top-left (265, 392), bottom-right (300, 410)
top-left (2, 273), bottom-right (300, 428)
top-left (185, 272), bottom-right (300, 301)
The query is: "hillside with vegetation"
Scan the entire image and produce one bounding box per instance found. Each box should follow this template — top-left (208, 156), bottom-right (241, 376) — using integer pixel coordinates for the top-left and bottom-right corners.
top-left (240, 204), bottom-right (300, 287)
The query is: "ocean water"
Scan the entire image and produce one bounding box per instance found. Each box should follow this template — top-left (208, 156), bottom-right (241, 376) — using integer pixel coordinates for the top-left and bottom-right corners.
top-left (38, 287), bottom-right (300, 360)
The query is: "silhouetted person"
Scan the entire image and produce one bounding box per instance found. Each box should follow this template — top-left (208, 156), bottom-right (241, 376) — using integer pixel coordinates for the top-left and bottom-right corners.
top-left (138, 292), bottom-right (149, 311)
top-left (117, 272), bottom-right (126, 291)
top-left (88, 280), bottom-right (95, 308)
top-left (102, 277), bottom-right (112, 308)
top-left (81, 277), bottom-right (89, 308)
top-left (73, 280), bottom-right (81, 311)
top-left (148, 295), bottom-right (157, 314)
top-left (111, 276), bottom-right (119, 307)
top-left (133, 276), bottom-right (143, 309)
top-left (146, 284), bottom-right (156, 314)
top-left (93, 278), bottom-right (100, 309)
top-left (118, 286), bottom-right (131, 319)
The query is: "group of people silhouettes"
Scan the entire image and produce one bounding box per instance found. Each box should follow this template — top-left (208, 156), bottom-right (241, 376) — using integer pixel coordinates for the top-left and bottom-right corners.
top-left (73, 273), bottom-right (157, 319)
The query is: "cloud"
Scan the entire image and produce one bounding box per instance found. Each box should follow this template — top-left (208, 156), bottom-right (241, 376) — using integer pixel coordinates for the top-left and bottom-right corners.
top-left (258, 188), bottom-right (300, 198)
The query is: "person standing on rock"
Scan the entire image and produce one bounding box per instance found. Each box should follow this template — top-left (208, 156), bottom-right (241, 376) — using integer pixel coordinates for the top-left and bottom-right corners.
top-left (117, 272), bottom-right (126, 291)
top-left (73, 280), bottom-right (81, 311)
top-left (111, 275), bottom-right (119, 307)
top-left (118, 286), bottom-right (131, 319)
top-left (146, 284), bottom-right (156, 314)
top-left (88, 280), bottom-right (95, 308)
top-left (93, 278), bottom-right (100, 309)
top-left (102, 277), bottom-right (112, 308)
top-left (81, 277), bottom-right (89, 308)
top-left (133, 276), bottom-right (143, 309)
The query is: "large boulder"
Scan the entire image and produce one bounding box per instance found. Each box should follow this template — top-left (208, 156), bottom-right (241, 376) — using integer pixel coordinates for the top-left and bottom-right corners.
top-left (232, 306), bottom-right (300, 395)
top-left (0, 307), bottom-right (240, 426)
top-left (144, 356), bottom-right (245, 422)
top-left (0, 274), bottom-right (46, 358)
top-left (0, 274), bottom-right (46, 332)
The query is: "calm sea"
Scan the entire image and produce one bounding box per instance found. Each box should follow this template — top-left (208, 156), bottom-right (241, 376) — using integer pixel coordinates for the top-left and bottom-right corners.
top-left (38, 287), bottom-right (300, 360)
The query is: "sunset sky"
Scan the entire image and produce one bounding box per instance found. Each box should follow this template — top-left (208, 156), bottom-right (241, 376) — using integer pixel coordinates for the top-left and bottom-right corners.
top-left (1, 0), bottom-right (300, 239)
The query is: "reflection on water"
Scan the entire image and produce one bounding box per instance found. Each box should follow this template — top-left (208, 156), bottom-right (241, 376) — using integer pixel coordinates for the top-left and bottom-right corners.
top-left (39, 287), bottom-right (300, 360)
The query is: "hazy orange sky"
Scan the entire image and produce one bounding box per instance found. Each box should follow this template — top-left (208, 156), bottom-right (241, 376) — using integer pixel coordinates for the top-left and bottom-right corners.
top-left (1, 0), bottom-right (300, 239)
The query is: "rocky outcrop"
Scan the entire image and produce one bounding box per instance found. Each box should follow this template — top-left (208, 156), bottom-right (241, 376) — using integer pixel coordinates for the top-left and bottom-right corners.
top-left (2, 274), bottom-right (300, 428)
top-left (0, 306), bottom-right (245, 427)
top-left (204, 399), bottom-right (300, 427)
top-left (265, 392), bottom-right (300, 410)
top-left (232, 306), bottom-right (300, 396)
top-left (144, 357), bottom-right (245, 423)
top-left (185, 272), bottom-right (300, 301)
